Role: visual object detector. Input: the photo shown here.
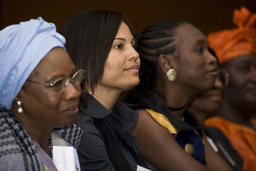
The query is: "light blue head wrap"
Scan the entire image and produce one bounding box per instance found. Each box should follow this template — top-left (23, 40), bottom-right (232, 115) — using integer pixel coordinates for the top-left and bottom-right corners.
top-left (0, 17), bottom-right (66, 110)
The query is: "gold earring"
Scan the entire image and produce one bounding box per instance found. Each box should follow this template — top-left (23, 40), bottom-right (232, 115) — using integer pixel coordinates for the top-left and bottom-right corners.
top-left (17, 101), bottom-right (23, 113)
top-left (167, 69), bottom-right (177, 81)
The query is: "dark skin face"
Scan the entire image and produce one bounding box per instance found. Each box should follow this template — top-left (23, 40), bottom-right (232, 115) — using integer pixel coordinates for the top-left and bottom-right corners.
top-left (132, 23), bottom-right (233, 171)
top-left (189, 76), bottom-right (225, 123)
top-left (158, 23), bottom-right (218, 118)
top-left (174, 23), bottom-right (218, 94)
top-left (11, 47), bottom-right (81, 149)
top-left (222, 54), bottom-right (256, 112)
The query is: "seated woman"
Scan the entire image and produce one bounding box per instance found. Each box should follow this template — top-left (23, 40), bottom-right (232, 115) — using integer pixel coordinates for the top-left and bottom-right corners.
top-left (60, 10), bottom-right (148, 170)
top-left (189, 48), bottom-right (243, 171)
top-left (121, 19), bottom-right (233, 170)
top-left (0, 17), bottom-right (84, 171)
top-left (205, 7), bottom-right (256, 171)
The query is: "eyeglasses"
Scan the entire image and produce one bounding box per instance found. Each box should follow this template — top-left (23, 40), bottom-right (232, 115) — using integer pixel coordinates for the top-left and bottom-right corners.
top-left (26, 69), bottom-right (86, 92)
top-left (217, 70), bottom-right (229, 87)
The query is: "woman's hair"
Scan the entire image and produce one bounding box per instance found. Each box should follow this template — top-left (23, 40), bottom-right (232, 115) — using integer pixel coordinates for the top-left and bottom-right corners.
top-left (121, 19), bottom-right (202, 131)
top-left (60, 10), bottom-right (133, 93)
top-left (135, 19), bottom-right (187, 95)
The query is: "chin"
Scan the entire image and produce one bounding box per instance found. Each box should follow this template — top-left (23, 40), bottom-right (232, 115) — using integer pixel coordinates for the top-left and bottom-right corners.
top-left (61, 116), bottom-right (78, 127)
top-left (202, 82), bottom-right (215, 92)
top-left (123, 83), bottom-right (139, 91)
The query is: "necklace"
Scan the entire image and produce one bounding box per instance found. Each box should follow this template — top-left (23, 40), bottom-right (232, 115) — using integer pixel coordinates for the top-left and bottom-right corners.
top-left (167, 101), bottom-right (188, 111)
top-left (49, 135), bottom-right (53, 160)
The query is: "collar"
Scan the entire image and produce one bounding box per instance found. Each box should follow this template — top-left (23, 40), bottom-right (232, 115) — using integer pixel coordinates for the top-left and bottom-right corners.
top-left (79, 92), bottom-right (138, 124)
top-left (79, 92), bottom-right (110, 119)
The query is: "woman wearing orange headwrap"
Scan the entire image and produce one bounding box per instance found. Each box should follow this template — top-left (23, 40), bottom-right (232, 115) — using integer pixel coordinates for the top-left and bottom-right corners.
top-left (205, 7), bottom-right (256, 171)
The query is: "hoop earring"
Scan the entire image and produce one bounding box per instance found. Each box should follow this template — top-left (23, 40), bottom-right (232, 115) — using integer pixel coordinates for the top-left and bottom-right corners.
top-left (167, 69), bottom-right (177, 82)
top-left (17, 101), bottom-right (23, 113)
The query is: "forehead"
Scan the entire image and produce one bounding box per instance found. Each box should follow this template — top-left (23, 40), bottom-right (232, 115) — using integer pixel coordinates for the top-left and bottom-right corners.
top-left (175, 23), bottom-right (206, 44)
top-left (224, 54), bottom-right (256, 67)
top-left (115, 22), bottom-right (133, 39)
top-left (32, 47), bottom-right (75, 77)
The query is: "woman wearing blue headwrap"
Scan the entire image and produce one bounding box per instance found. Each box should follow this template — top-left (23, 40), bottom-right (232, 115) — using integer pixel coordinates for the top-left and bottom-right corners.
top-left (0, 17), bottom-right (84, 171)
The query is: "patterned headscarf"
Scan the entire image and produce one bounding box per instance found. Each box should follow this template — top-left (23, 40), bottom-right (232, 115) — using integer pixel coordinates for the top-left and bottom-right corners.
top-left (207, 7), bottom-right (256, 64)
top-left (0, 17), bottom-right (66, 109)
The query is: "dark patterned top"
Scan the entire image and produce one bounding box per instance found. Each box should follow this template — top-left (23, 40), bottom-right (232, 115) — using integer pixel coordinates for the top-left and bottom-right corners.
top-left (146, 108), bottom-right (206, 164)
top-left (0, 108), bottom-right (82, 171)
top-left (76, 92), bottom-right (146, 171)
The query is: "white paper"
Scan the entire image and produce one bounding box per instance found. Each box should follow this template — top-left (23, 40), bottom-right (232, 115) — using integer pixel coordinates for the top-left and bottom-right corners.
top-left (53, 146), bottom-right (76, 171)
top-left (137, 165), bottom-right (151, 171)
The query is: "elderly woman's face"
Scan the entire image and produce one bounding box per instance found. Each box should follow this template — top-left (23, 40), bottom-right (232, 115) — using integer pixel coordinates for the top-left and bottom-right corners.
top-left (17, 47), bottom-right (81, 129)
top-left (222, 54), bottom-right (256, 108)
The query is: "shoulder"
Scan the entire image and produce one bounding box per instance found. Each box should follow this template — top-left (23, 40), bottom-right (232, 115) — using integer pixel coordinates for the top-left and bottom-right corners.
top-left (114, 100), bottom-right (138, 122)
top-left (134, 109), bottom-right (176, 141)
top-left (75, 112), bottom-right (101, 136)
top-left (205, 116), bottom-right (228, 124)
top-left (137, 109), bottom-right (177, 134)
top-left (0, 110), bottom-right (19, 141)
top-left (205, 117), bottom-right (239, 131)
top-left (205, 117), bottom-right (255, 138)
top-left (134, 109), bottom-right (208, 170)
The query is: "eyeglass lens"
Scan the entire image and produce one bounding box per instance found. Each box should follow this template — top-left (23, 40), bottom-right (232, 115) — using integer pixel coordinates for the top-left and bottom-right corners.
top-left (217, 70), bottom-right (229, 86)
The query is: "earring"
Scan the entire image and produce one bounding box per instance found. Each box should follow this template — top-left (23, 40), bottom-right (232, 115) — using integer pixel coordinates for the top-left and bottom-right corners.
top-left (17, 101), bottom-right (23, 113)
top-left (167, 69), bottom-right (177, 81)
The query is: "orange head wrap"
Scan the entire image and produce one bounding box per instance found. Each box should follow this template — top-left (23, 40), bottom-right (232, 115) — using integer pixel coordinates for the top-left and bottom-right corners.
top-left (207, 7), bottom-right (256, 64)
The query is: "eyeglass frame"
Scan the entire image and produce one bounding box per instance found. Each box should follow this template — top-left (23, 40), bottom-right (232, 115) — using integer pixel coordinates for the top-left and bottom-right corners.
top-left (26, 69), bottom-right (86, 92)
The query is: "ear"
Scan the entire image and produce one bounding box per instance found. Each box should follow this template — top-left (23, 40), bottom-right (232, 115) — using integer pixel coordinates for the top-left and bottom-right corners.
top-left (14, 93), bottom-right (21, 102)
top-left (12, 91), bottom-right (21, 105)
top-left (158, 54), bottom-right (174, 73)
top-left (12, 88), bottom-right (25, 107)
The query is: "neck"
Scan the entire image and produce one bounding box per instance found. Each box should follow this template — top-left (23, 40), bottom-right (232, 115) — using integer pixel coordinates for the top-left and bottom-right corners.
top-left (220, 100), bottom-right (254, 128)
top-left (15, 117), bottom-right (53, 156)
top-left (163, 87), bottom-right (192, 119)
top-left (156, 79), bottom-right (195, 119)
top-left (13, 113), bottom-right (52, 146)
top-left (189, 109), bottom-right (207, 124)
top-left (28, 129), bottom-right (52, 154)
top-left (167, 101), bottom-right (188, 111)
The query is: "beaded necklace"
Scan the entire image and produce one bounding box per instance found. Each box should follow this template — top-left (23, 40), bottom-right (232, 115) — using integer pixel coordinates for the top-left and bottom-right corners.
top-left (49, 135), bottom-right (53, 160)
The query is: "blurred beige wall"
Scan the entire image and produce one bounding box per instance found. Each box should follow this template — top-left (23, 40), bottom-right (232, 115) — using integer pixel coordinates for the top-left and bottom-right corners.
top-left (1, 0), bottom-right (255, 34)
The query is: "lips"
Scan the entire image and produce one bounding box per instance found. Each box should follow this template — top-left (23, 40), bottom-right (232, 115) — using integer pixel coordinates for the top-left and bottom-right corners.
top-left (206, 67), bottom-right (219, 78)
top-left (124, 65), bottom-right (139, 71)
top-left (202, 90), bottom-right (222, 101)
top-left (62, 104), bottom-right (79, 116)
top-left (207, 67), bottom-right (218, 74)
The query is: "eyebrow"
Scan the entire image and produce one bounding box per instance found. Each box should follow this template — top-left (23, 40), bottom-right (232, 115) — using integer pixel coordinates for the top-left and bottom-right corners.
top-left (47, 68), bottom-right (76, 82)
top-left (237, 60), bottom-right (250, 64)
top-left (114, 38), bottom-right (126, 42)
top-left (114, 37), bottom-right (135, 43)
top-left (195, 39), bottom-right (207, 45)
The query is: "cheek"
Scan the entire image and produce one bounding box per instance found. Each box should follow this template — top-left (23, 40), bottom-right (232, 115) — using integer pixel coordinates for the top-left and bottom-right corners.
top-left (25, 91), bottom-right (62, 114)
top-left (181, 58), bottom-right (205, 76)
top-left (228, 75), bottom-right (246, 89)
top-left (104, 60), bottom-right (124, 78)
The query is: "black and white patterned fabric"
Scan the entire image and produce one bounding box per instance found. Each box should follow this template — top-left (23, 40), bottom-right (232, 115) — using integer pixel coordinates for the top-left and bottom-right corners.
top-left (0, 108), bottom-right (82, 171)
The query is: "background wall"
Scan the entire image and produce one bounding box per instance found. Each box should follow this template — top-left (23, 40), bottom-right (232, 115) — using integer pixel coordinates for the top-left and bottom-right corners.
top-left (1, 0), bottom-right (256, 35)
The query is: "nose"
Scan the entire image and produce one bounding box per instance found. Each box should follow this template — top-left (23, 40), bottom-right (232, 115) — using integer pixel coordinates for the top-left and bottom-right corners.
top-left (128, 45), bottom-right (140, 62)
top-left (208, 52), bottom-right (218, 67)
top-left (63, 82), bottom-right (81, 101)
top-left (215, 77), bottom-right (224, 89)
